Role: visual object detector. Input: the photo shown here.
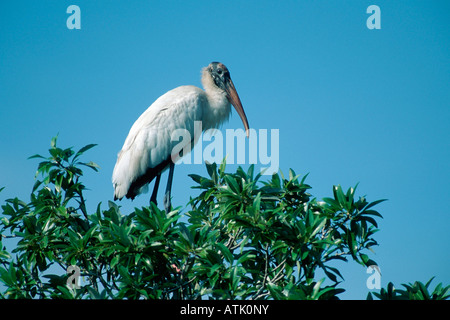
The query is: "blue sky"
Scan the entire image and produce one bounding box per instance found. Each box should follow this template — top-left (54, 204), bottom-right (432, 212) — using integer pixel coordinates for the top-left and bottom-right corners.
top-left (1, 1), bottom-right (449, 299)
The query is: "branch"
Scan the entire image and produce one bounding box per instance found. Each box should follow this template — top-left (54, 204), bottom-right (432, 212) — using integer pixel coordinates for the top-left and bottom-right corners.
top-left (251, 244), bottom-right (270, 300)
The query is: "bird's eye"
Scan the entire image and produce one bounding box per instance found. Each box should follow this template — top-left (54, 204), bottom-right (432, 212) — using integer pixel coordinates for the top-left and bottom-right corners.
top-left (217, 69), bottom-right (223, 75)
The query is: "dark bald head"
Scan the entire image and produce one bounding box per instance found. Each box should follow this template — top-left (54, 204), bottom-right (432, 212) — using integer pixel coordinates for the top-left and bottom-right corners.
top-left (205, 62), bottom-right (249, 137)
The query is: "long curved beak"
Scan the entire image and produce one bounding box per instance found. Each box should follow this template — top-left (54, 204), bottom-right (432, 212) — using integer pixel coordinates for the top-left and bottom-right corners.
top-left (224, 78), bottom-right (250, 138)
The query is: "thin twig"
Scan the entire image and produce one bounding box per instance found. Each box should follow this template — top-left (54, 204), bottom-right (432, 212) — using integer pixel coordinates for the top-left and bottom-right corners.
top-left (271, 262), bottom-right (286, 283)
top-left (252, 244), bottom-right (269, 300)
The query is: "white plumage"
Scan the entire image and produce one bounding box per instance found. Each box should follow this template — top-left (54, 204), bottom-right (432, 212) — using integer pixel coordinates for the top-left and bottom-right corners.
top-left (112, 62), bottom-right (249, 212)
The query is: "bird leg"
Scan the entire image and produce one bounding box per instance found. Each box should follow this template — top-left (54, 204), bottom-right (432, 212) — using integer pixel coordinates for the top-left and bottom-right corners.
top-left (150, 172), bottom-right (161, 206)
top-left (163, 162), bottom-right (175, 214)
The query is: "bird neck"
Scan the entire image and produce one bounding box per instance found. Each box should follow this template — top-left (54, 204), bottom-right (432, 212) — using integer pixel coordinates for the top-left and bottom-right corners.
top-left (201, 68), bottom-right (231, 130)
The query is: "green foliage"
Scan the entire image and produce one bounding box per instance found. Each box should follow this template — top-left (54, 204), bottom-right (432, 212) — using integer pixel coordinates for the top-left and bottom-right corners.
top-left (185, 163), bottom-right (384, 299)
top-left (367, 278), bottom-right (450, 300)
top-left (0, 137), bottom-right (446, 299)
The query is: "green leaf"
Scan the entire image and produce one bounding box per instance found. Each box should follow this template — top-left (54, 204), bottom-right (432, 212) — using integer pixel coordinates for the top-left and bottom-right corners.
top-left (311, 278), bottom-right (325, 299)
top-left (247, 164), bottom-right (255, 181)
top-left (289, 168), bottom-right (299, 182)
top-left (322, 197), bottom-right (340, 210)
top-left (362, 209), bottom-right (383, 218)
top-left (333, 185), bottom-right (347, 210)
top-left (216, 242), bottom-right (234, 264)
top-left (224, 175), bottom-right (240, 194)
top-left (237, 252), bottom-right (256, 264)
top-left (311, 217), bottom-right (327, 238)
top-left (205, 161), bottom-right (217, 179)
top-left (74, 144), bottom-right (97, 161)
top-left (178, 223), bottom-right (193, 247)
top-left (111, 255), bottom-right (120, 269)
top-left (50, 135), bottom-right (58, 148)
top-left (364, 199), bottom-right (387, 210)
top-left (188, 174), bottom-right (203, 185)
top-left (219, 157), bottom-right (227, 176)
top-left (271, 173), bottom-right (281, 188)
top-left (28, 154), bottom-right (45, 160)
top-left (80, 161), bottom-right (100, 172)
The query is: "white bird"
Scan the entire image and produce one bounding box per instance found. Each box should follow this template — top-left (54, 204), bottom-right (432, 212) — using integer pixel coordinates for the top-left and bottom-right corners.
top-left (112, 62), bottom-right (249, 213)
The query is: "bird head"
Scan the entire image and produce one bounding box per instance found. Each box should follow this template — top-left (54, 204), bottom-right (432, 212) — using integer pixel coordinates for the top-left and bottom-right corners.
top-left (206, 62), bottom-right (250, 138)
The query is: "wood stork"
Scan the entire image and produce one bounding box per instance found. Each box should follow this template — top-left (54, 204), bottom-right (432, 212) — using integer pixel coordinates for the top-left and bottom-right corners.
top-left (112, 62), bottom-right (249, 213)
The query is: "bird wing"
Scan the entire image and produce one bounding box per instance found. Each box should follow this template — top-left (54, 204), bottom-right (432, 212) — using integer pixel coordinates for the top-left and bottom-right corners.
top-left (112, 85), bottom-right (205, 200)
